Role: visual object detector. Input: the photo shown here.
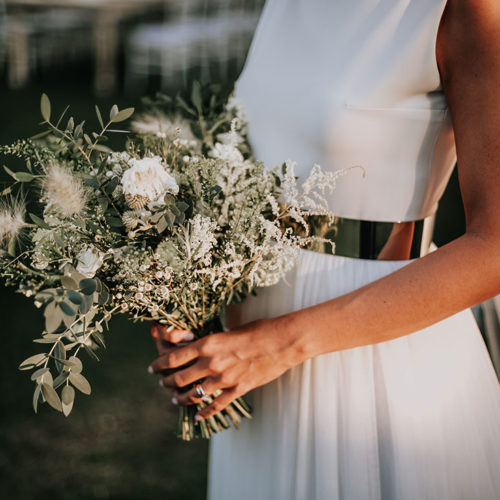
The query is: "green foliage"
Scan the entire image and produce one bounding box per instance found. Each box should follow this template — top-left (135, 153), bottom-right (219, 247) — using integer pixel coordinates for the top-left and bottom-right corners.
top-left (0, 84), bottom-right (334, 440)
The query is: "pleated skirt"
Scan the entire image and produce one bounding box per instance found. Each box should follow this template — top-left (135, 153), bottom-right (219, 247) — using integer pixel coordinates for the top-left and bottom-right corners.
top-left (208, 249), bottom-right (500, 500)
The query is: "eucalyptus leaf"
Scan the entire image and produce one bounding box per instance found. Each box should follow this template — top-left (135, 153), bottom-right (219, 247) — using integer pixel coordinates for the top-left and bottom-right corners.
top-left (150, 211), bottom-right (164, 224)
top-left (79, 279), bottom-right (97, 295)
top-left (53, 232), bottom-right (64, 248)
top-left (54, 340), bottom-right (66, 373)
top-left (61, 276), bottom-right (78, 291)
top-left (33, 338), bottom-right (58, 344)
top-left (55, 340), bottom-right (66, 362)
top-left (62, 312), bottom-right (74, 329)
top-left (33, 384), bottom-right (42, 414)
top-left (105, 176), bottom-right (120, 193)
top-left (165, 211), bottom-right (175, 227)
top-left (41, 383), bottom-right (62, 412)
top-left (111, 107), bottom-right (134, 123)
top-left (66, 116), bottom-right (75, 133)
top-left (93, 144), bottom-right (113, 153)
top-left (29, 130), bottom-right (52, 141)
top-left (95, 105), bottom-right (104, 128)
top-left (31, 367), bottom-right (50, 381)
top-left (109, 104), bottom-right (119, 120)
top-left (83, 344), bottom-right (100, 362)
top-left (35, 289), bottom-right (56, 303)
top-left (157, 216), bottom-right (168, 234)
top-left (91, 331), bottom-right (106, 349)
top-left (74, 120), bottom-right (85, 138)
top-left (66, 290), bottom-right (83, 305)
top-left (176, 201), bottom-right (189, 212)
top-left (53, 371), bottom-right (69, 389)
top-left (59, 300), bottom-right (76, 316)
top-left (83, 176), bottom-right (99, 189)
top-left (12, 172), bottom-right (36, 182)
top-left (69, 372), bottom-right (91, 395)
top-left (40, 93), bottom-right (51, 122)
top-left (19, 353), bottom-right (47, 370)
top-left (62, 385), bottom-right (75, 417)
top-left (106, 216), bottom-right (123, 228)
top-left (66, 356), bottom-right (82, 374)
top-left (98, 287), bottom-right (109, 306)
top-left (73, 218), bottom-right (86, 230)
top-left (30, 213), bottom-right (51, 230)
top-left (44, 301), bottom-right (62, 333)
top-left (79, 294), bottom-right (93, 314)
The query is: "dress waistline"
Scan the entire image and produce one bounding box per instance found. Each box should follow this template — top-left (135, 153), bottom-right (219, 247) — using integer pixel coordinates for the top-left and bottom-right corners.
top-left (293, 215), bottom-right (434, 261)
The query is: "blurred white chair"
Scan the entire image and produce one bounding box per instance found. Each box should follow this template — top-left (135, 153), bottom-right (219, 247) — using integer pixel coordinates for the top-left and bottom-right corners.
top-left (125, 0), bottom-right (263, 89)
top-left (6, 8), bottom-right (93, 88)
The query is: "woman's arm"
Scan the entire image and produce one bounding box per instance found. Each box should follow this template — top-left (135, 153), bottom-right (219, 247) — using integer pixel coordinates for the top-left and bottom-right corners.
top-left (150, 0), bottom-right (500, 419)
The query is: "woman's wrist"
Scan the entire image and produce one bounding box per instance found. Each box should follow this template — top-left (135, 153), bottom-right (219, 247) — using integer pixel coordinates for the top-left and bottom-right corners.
top-left (274, 304), bottom-right (338, 367)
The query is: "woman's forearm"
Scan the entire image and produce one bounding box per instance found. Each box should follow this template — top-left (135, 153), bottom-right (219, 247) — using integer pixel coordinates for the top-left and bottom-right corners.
top-left (286, 232), bottom-right (500, 361)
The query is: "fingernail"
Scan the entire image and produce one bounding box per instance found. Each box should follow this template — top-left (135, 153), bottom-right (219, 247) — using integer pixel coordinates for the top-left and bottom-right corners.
top-left (148, 366), bottom-right (154, 374)
top-left (159, 379), bottom-right (164, 387)
top-left (194, 414), bottom-right (202, 421)
top-left (171, 397), bottom-right (178, 405)
top-left (182, 332), bottom-right (195, 342)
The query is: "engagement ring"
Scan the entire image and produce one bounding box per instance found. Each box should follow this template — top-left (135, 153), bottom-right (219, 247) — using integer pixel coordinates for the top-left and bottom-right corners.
top-left (195, 383), bottom-right (211, 403)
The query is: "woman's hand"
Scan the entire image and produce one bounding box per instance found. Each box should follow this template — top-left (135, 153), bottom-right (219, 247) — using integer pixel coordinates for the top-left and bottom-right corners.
top-left (149, 316), bottom-right (312, 420)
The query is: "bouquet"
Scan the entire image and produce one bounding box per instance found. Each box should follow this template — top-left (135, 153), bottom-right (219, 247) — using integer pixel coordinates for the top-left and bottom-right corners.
top-left (0, 84), bottom-right (346, 440)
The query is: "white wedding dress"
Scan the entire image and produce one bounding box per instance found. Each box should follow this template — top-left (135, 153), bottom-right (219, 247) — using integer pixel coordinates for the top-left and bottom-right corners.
top-left (208, 1), bottom-right (500, 498)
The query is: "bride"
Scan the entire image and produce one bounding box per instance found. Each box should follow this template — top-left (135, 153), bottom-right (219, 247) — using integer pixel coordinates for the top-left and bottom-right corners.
top-left (150, 0), bottom-right (500, 498)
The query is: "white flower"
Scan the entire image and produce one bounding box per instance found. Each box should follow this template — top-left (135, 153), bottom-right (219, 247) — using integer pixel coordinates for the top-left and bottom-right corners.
top-left (210, 120), bottom-right (245, 164)
top-left (0, 200), bottom-right (26, 247)
top-left (131, 113), bottom-right (198, 145)
top-left (210, 142), bottom-right (244, 165)
top-left (76, 246), bottom-right (106, 278)
top-left (43, 161), bottom-right (86, 217)
top-left (187, 214), bottom-right (218, 265)
top-left (121, 156), bottom-right (178, 209)
top-left (216, 131), bottom-right (244, 146)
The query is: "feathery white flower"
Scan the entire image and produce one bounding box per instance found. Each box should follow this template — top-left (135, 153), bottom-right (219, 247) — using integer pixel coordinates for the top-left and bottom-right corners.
top-left (187, 214), bottom-right (218, 265)
top-left (0, 200), bottom-right (26, 246)
top-left (132, 113), bottom-right (198, 144)
top-left (210, 142), bottom-right (244, 165)
top-left (121, 156), bottom-right (178, 209)
top-left (43, 162), bottom-right (86, 217)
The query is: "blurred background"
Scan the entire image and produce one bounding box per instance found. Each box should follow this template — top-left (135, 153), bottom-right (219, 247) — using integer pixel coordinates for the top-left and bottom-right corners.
top-left (0, 1), bottom-right (498, 499)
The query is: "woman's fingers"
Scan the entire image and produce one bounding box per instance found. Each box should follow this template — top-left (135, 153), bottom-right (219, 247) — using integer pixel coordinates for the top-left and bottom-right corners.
top-left (150, 324), bottom-right (194, 344)
top-left (160, 360), bottom-right (211, 389)
top-left (195, 387), bottom-right (240, 420)
top-left (171, 376), bottom-right (222, 405)
top-left (149, 338), bottom-right (201, 373)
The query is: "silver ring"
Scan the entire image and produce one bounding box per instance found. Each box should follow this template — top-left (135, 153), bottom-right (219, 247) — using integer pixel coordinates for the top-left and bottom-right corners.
top-left (195, 384), bottom-right (207, 399)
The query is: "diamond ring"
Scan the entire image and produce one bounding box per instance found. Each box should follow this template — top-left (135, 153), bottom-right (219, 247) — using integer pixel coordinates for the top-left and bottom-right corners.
top-left (195, 384), bottom-right (206, 398)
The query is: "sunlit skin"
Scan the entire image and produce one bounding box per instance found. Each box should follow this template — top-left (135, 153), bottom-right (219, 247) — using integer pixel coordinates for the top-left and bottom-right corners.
top-left (149, 0), bottom-right (500, 420)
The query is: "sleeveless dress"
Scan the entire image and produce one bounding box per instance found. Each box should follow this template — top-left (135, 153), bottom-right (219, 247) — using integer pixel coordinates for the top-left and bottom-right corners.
top-left (208, 1), bottom-right (500, 498)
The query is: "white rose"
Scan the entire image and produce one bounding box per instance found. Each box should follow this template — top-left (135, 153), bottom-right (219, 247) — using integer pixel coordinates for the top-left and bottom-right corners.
top-left (76, 247), bottom-right (106, 278)
top-left (121, 157), bottom-right (178, 210)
